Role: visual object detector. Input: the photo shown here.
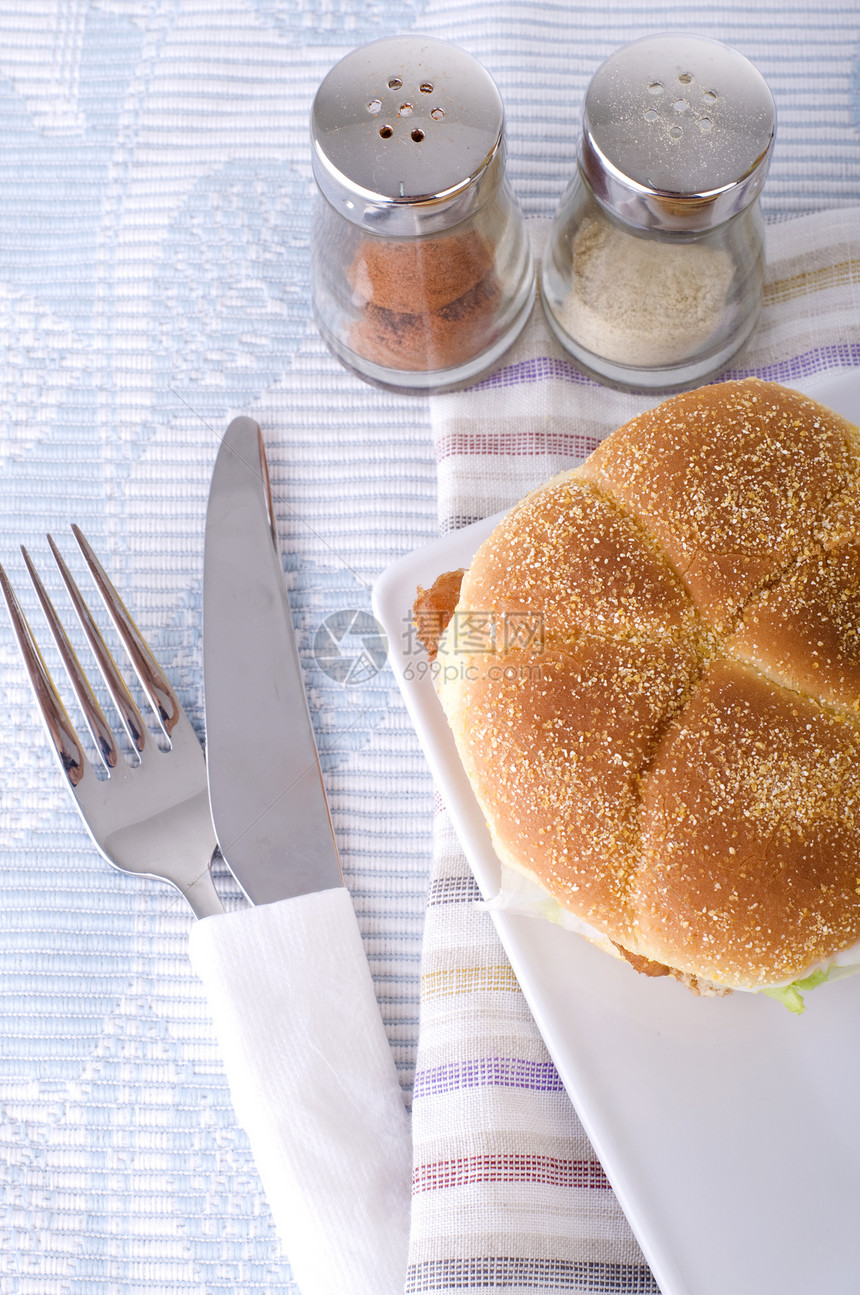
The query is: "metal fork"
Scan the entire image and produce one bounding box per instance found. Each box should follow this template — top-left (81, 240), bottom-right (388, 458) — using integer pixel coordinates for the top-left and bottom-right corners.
top-left (0, 527), bottom-right (223, 918)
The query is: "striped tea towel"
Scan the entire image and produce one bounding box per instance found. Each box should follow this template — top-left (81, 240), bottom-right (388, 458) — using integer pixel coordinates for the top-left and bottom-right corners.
top-left (406, 207), bottom-right (860, 1294)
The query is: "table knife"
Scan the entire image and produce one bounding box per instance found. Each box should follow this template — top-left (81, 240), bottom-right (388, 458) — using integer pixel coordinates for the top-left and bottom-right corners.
top-left (189, 416), bottom-right (411, 1295)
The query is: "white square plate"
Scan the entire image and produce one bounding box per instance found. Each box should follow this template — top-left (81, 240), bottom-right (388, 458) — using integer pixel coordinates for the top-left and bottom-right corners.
top-left (373, 369), bottom-right (860, 1295)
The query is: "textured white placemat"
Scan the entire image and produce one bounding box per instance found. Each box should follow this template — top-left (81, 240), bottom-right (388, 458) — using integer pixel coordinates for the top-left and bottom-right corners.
top-left (0, 1), bottom-right (858, 1292)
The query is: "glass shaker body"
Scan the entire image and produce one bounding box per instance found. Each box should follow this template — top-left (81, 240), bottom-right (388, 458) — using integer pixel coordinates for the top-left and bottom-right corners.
top-left (312, 168), bottom-right (534, 392)
top-left (311, 36), bottom-right (535, 394)
top-left (541, 33), bottom-right (775, 392)
top-left (542, 170), bottom-right (766, 390)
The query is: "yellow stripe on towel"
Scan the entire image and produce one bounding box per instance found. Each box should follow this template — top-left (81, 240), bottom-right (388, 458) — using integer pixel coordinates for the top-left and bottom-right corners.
top-left (764, 257), bottom-right (860, 307)
top-left (421, 963), bottom-right (521, 1001)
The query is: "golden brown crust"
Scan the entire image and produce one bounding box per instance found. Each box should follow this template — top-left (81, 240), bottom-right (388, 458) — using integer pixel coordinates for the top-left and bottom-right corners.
top-left (434, 377), bottom-right (860, 991)
top-left (461, 474), bottom-right (705, 650)
top-left (725, 533), bottom-right (860, 711)
top-left (635, 658), bottom-right (860, 987)
top-left (443, 639), bottom-right (702, 943)
top-left (577, 379), bottom-right (860, 632)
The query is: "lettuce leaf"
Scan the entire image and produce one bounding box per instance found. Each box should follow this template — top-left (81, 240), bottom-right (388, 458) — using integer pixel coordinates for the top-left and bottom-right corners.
top-left (488, 862), bottom-right (860, 1013)
top-left (762, 964), bottom-right (860, 1013)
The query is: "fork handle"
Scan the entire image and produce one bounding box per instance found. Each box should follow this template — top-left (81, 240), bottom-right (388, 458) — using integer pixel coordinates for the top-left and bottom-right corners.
top-left (182, 862), bottom-right (224, 918)
top-left (188, 887), bottom-right (411, 1295)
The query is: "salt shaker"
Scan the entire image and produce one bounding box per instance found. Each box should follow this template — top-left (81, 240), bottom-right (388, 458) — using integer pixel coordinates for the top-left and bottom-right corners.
top-left (310, 36), bottom-right (535, 392)
top-left (541, 34), bottom-right (776, 391)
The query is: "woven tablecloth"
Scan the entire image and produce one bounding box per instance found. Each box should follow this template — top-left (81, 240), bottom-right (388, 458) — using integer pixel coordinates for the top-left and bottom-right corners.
top-left (0, 3), bottom-right (858, 1293)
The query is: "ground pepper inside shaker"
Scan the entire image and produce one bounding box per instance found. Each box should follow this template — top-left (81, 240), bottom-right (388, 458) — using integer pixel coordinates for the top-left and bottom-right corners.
top-left (541, 33), bottom-right (776, 391)
top-left (347, 229), bottom-right (501, 371)
top-left (310, 36), bottom-right (534, 392)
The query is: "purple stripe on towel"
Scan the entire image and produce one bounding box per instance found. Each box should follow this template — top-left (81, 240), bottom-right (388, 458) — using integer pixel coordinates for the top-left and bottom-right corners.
top-left (473, 355), bottom-right (596, 392)
top-left (413, 1056), bottom-right (565, 1099)
top-left (470, 344), bottom-right (859, 395)
top-left (725, 341), bottom-right (860, 383)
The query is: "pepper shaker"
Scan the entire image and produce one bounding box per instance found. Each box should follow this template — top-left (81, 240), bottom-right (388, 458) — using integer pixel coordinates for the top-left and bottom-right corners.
top-left (541, 34), bottom-right (776, 391)
top-left (310, 36), bottom-right (535, 393)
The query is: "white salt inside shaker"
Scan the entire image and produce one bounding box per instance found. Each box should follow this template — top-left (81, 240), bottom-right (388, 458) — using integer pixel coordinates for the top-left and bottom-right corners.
top-left (541, 33), bottom-right (776, 391)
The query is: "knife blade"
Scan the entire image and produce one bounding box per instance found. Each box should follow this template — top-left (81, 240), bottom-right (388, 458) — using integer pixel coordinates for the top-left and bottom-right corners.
top-left (202, 415), bottom-right (342, 903)
top-left (191, 416), bottom-right (411, 1295)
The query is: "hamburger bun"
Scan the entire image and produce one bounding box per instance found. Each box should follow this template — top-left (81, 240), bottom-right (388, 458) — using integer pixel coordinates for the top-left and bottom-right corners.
top-left (419, 378), bottom-right (860, 1001)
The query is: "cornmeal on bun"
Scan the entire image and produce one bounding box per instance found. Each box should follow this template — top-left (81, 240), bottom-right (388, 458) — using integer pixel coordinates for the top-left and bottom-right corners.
top-left (416, 379), bottom-right (860, 1008)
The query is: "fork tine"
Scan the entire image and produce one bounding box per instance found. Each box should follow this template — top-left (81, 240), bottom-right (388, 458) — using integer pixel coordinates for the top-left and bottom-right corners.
top-left (0, 559), bottom-right (89, 788)
top-left (21, 546), bottom-right (119, 772)
top-left (46, 534), bottom-right (147, 756)
top-left (71, 525), bottom-right (180, 738)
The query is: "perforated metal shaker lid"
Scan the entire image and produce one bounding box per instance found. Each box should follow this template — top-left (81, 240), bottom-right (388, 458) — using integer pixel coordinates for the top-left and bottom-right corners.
top-left (311, 35), bottom-right (505, 236)
top-left (579, 34), bottom-right (776, 231)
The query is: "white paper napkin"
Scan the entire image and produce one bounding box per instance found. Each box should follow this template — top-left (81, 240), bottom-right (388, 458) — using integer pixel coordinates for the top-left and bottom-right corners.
top-left (189, 888), bottom-right (412, 1295)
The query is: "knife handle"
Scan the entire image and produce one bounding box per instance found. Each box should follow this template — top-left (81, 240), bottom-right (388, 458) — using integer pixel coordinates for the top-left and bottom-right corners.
top-left (189, 887), bottom-right (412, 1295)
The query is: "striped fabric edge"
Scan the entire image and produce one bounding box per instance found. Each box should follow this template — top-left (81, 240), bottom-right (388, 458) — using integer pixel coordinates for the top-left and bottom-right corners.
top-left (762, 254), bottom-right (860, 307)
top-left (405, 1258), bottom-right (661, 1293)
top-left (408, 813), bottom-right (654, 1293)
top-left (457, 339), bottom-right (860, 401)
top-left (432, 341), bottom-right (860, 470)
top-left (426, 873), bottom-right (483, 907)
top-left (413, 1152), bottom-right (612, 1193)
top-left (413, 1055), bottom-right (566, 1099)
top-left (436, 416), bottom-right (602, 462)
top-left (421, 962), bottom-right (521, 1001)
